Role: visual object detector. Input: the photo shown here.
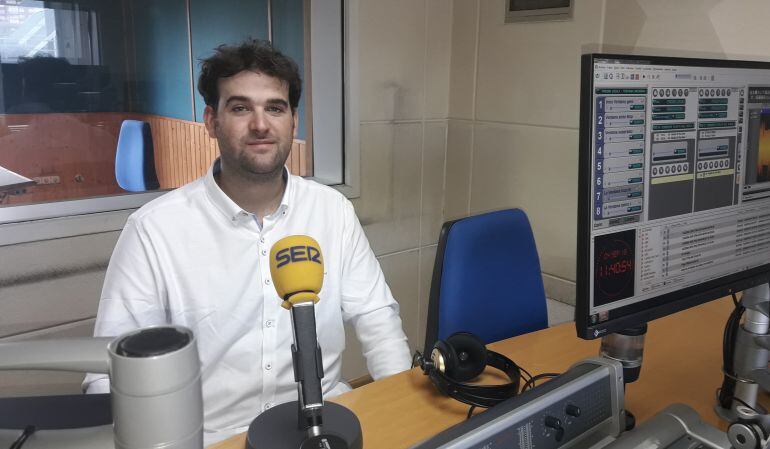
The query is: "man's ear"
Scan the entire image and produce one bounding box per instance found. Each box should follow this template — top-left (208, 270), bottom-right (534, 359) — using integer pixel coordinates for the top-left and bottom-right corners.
top-left (292, 110), bottom-right (299, 138)
top-left (203, 105), bottom-right (217, 138)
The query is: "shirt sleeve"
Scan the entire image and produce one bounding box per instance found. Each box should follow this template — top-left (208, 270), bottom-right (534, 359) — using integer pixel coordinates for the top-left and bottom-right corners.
top-left (83, 215), bottom-right (168, 393)
top-left (339, 199), bottom-right (412, 380)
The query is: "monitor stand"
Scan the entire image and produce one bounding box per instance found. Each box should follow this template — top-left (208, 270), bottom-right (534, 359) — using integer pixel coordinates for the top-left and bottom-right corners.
top-left (599, 323), bottom-right (648, 430)
top-left (716, 283), bottom-right (770, 422)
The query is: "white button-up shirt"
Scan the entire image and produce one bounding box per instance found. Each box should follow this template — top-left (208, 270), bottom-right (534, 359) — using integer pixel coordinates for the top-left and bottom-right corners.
top-left (84, 160), bottom-right (412, 446)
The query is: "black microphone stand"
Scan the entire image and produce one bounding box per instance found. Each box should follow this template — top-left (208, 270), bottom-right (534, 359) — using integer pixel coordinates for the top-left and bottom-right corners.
top-left (246, 302), bottom-right (362, 449)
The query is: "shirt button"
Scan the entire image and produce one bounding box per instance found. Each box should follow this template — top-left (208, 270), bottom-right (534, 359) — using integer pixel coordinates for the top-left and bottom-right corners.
top-left (260, 237), bottom-right (265, 244)
top-left (261, 249), bottom-right (267, 256)
top-left (265, 320), bottom-right (274, 328)
top-left (264, 403), bottom-right (272, 411)
top-left (265, 363), bottom-right (272, 370)
top-left (265, 278), bottom-right (271, 285)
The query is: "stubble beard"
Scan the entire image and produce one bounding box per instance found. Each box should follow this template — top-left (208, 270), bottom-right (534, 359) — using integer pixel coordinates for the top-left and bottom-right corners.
top-left (240, 142), bottom-right (287, 176)
top-left (217, 130), bottom-right (291, 183)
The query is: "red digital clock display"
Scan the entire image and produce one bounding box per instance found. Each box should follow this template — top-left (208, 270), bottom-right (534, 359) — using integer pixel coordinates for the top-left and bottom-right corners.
top-left (594, 230), bottom-right (636, 306)
top-left (597, 253), bottom-right (633, 278)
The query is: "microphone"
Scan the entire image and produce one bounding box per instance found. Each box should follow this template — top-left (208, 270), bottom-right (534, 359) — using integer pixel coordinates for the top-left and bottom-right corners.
top-left (269, 235), bottom-right (326, 432)
top-left (246, 235), bottom-right (362, 449)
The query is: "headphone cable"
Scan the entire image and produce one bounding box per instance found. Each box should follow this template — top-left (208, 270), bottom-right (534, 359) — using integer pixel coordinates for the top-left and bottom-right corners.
top-left (519, 365), bottom-right (533, 384)
top-left (522, 373), bottom-right (560, 391)
top-left (414, 347), bottom-right (562, 410)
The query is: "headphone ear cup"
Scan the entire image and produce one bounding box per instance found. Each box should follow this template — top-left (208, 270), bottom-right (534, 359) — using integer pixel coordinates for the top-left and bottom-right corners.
top-left (432, 340), bottom-right (457, 374)
top-left (445, 332), bottom-right (487, 382)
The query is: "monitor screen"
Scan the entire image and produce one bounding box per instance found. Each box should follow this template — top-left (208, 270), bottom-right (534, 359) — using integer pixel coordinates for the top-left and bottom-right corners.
top-left (576, 54), bottom-right (770, 339)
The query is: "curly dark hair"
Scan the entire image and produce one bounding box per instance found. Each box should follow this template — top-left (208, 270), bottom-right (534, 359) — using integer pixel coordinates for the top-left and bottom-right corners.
top-left (198, 39), bottom-right (302, 111)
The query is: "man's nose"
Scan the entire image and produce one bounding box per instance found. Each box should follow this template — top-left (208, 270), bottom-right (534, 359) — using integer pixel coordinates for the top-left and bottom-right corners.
top-left (249, 111), bottom-right (269, 133)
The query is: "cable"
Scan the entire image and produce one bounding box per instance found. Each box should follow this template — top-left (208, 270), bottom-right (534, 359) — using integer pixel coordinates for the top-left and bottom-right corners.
top-left (720, 298), bottom-right (746, 409)
top-left (522, 373), bottom-right (560, 391)
top-left (518, 365), bottom-right (533, 383)
top-left (718, 294), bottom-right (745, 409)
top-left (731, 395), bottom-right (762, 414)
top-left (414, 348), bottom-right (563, 410)
top-left (9, 425), bottom-right (35, 449)
top-left (442, 382), bottom-right (510, 409)
top-left (716, 387), bottom-right (764, 413)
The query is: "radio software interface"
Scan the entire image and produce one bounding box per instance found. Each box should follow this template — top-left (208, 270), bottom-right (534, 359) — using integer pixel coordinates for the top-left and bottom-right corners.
top-left (588, 58), bottom-right (770, 325)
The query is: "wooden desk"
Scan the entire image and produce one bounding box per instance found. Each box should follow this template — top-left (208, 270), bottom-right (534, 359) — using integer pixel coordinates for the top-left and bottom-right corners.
top-left (212, 298), bottom-right (739, 449)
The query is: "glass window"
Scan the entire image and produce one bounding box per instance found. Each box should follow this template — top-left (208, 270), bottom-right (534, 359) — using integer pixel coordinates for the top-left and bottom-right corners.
top-left (0, 0), bottom-right (347, 234)
top-left (0, 1), bottom-right (100, 65)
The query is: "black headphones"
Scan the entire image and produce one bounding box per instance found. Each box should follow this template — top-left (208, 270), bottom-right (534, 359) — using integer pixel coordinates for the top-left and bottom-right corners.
top-left (414, 332), bottom-right (521, 408)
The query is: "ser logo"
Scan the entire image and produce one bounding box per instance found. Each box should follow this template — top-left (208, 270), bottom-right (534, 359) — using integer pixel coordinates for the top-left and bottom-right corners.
top-left (275, 245), bottom-right (322, 268)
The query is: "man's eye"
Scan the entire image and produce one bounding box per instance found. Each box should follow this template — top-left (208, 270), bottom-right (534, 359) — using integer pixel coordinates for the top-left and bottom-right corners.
top-left (231, 105), bottom-right (248, 112)
top-left (266, 105), bottom-right (286, 114)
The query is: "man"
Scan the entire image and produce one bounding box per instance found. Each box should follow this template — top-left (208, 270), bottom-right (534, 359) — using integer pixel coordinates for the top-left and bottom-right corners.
top-left (84, 39), bottom-right (412, 446)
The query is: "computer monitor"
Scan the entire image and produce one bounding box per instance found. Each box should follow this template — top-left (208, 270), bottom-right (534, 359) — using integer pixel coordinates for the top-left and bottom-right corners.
top-left (576, 54), bottom-right (770, 340)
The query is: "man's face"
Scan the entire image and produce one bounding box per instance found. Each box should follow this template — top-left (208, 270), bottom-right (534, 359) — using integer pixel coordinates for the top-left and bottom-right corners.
top-left (204, 70), bottom-right (297, 179)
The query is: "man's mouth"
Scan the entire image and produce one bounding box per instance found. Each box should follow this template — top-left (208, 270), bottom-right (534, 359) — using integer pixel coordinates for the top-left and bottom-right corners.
top-left (246, 139), bottom-right (276, 148)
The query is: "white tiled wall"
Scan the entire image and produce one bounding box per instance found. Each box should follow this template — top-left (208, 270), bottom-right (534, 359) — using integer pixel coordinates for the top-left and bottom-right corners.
top-left (420, 122), bottom-right (448, 246)
top-left (469, 124), bottom-right (578, 280)
top-left (473, 0), bottom-right (604, 128)
top-left (352, 123), bottom-right (423, 255)
top-left (600, 0), bottom-right (770, 62)
top-left (358, 0), bottom-right (427, 121)
top-left (417, 245), bottom-right (438, 351)
top-left (4, 0), bottom-right (770, 391)
top-left (447, 0), bottom-right (477, 120)
top-left (424, 0), bottom-right (453, 119)
top-left (343, 0), bottom-right (453, 380)
top-left (444, 121), bottom-right (473, 220)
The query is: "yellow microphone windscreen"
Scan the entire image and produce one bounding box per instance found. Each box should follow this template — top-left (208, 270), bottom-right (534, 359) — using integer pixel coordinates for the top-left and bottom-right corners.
top-left (269, 235), bottom-right (324, 309)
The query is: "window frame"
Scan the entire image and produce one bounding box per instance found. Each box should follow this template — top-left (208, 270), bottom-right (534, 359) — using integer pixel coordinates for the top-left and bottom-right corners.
top-left (308, 0), bottom-right (360, 198)
top-left (0, 0), bottom-right (360, 245)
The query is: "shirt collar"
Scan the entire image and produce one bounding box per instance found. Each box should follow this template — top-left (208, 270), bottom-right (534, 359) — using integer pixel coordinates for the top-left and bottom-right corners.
top-left (204, 158), bottom-right (293, 223)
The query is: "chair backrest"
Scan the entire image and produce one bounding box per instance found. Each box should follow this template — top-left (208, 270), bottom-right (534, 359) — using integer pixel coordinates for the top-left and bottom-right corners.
top-left (424, 208), bottom-right (548, 355)
top-left (115, 120), bottom-right (159, 192)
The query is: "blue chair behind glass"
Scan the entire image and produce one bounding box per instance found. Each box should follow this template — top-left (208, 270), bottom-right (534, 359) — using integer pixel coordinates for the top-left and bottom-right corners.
top-left (115, 120), bottom-right (159, 192)
top-left (424, 208), bottom-right (548, 355)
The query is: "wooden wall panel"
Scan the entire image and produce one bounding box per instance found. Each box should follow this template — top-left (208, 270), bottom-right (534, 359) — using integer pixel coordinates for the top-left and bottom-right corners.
top-left (0, 112), bottom-right (311, 206)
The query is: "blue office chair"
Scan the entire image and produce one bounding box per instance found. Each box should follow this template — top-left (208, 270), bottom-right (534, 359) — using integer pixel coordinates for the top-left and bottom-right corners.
top-left (115, 120), bottom-right (159, 192)
top-left (423, 209), bottom-right (548, 355)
